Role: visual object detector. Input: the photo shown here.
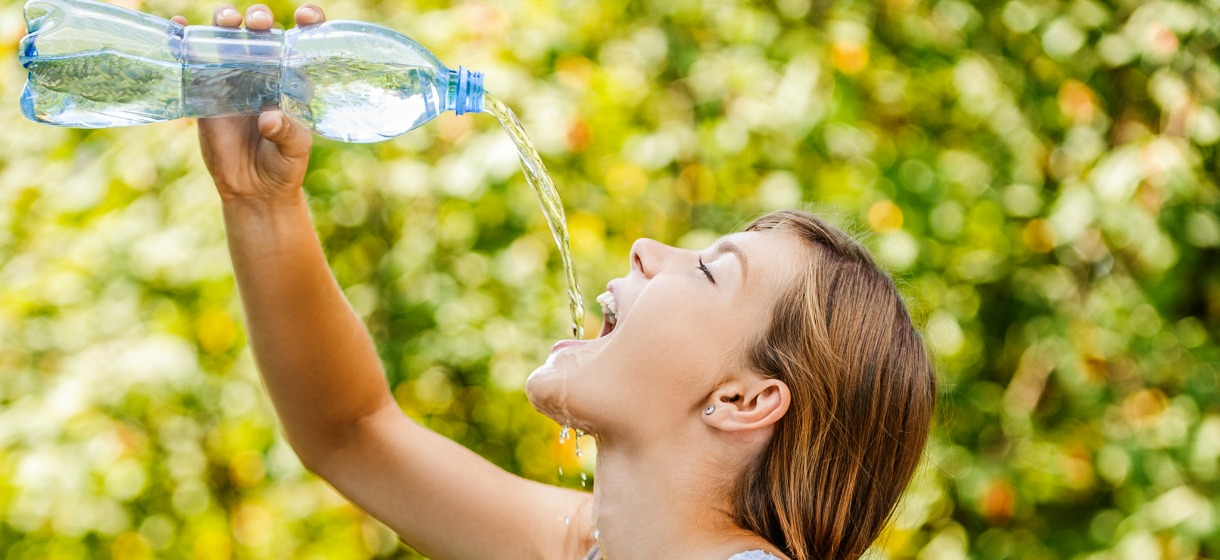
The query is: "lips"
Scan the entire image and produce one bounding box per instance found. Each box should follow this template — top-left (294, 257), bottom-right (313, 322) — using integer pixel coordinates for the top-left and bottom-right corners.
top-left (549, 284), bottom-right (627, 356)
top-left (596, 290), bottom-right (618, 337)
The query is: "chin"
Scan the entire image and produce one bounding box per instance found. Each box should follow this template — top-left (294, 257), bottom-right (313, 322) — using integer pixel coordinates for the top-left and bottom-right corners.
top-left (525, 351), bottom-right (601, 434)
top-left (525, 353), bottom-right (574, 426)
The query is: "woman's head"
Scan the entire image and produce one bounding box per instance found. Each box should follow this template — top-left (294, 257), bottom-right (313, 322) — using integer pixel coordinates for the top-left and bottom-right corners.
top-left (734, 210), bottom-right (936, 560)
top-left (525, 221), bottom-right (806, 442)
top-left (525, 209), bottom-right (936, 559)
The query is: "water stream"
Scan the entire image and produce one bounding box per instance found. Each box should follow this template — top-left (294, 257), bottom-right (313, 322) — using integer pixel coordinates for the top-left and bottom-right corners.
top-left (483, 93), bottom-right (585, 340)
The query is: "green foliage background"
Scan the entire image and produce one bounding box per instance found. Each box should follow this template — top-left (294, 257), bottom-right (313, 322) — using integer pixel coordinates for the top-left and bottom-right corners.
top-left (1, 0), bottom-right (1218, 558)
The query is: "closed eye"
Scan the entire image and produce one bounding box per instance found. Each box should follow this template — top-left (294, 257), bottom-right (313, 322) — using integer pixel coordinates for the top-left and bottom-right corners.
top-left (698, 257), bottom-right (716, 284)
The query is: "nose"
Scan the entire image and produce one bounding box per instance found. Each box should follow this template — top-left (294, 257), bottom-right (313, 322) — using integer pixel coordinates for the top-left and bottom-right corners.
top-left (628, 238), bottom-right (678, 279)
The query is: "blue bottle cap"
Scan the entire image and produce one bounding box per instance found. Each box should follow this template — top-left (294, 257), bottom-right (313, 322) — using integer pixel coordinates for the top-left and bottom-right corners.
top-left (450, 67), bottom-right (484, 116)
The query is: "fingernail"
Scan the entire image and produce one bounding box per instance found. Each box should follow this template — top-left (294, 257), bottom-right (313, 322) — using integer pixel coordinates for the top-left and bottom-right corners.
top-left (249, 10), bottom-right (270, 22)
top-left (269, 116), bottom-right (284, 136)
top-left (221, 7), bottom-right (239, 18)
top-left (297, 6), bottom-right (318, 19)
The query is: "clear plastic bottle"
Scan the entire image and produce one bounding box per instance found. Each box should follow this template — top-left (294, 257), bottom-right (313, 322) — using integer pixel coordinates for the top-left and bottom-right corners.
top-left (18, 0), bottom-right (484, 143)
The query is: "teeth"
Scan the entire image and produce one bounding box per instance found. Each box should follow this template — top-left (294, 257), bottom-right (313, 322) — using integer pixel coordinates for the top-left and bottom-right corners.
top-left (596, 292), bottom-right (618, 324)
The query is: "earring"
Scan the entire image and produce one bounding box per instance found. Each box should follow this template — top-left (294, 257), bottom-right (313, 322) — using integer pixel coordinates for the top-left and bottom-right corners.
top-left (703, 405), bottom-right (715, 415)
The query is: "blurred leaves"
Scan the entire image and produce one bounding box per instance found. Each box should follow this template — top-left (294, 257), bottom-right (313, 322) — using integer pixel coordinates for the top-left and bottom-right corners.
top-left (1, 0), bottom-right (1218, 558)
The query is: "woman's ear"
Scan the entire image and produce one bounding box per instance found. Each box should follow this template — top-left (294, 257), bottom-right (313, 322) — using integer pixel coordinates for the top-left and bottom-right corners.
top-left (702, 377), bottom-right (791, 432)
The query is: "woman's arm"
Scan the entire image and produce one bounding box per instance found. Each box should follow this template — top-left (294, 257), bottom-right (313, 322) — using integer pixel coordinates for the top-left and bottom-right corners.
top-left (223, 188), bottom-right (594, 560)
top-left (220, 191), bottom-right (387, 463)
top-left (189, 5), bottom-right (595, 558)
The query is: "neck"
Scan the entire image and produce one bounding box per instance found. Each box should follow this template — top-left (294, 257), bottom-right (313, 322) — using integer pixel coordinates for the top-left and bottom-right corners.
top-left (590, 432), bottom-right (769, 560)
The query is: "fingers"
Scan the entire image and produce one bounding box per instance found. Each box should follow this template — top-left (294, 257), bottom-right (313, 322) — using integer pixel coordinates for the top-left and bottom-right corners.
top-left (245, 4), bottom-right (273, 30)
top-left (258, 111), bottom-right (312, 160)
top-left (294, 4), bottom-right (326, 26)
top-left (203, 4), bottom-right (323, 30)
top-left (212, 5), bottom-right (241, 26)
top-left (171, 15), bottom-right (187, 25)
top-left (210, 4), bottom-right (275, 30)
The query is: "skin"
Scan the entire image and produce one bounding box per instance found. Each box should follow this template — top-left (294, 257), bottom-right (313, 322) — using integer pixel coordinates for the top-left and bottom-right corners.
top-left (184, 5), bottom-right (796, 559)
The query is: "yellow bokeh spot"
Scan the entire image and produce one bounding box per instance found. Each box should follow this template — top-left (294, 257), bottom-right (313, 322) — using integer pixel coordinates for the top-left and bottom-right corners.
top-left (228, 450), bottom-right (266, 489)
top-left (676, 164), bottom-right (716, 205)
top-left (1123, 388), bottom-right (1168, 426)
top-left (568, 211), bottom-right (607, 256)
top-left (876, 523), bottom-right (915, 554)
top-left (1022, 219), bottom-right (1056, 253)
top-left (232, 502), bottom-right (273, 547)
top-left (436, 111), bottom-right (475, 144)
top-left (1057, 80), bottom-right (1098, 125)
top-left (195, 309), bottom-right (237, 354)
top-left (555, 54), bottom-right (595, 91)
top-left (867, 199), bottom-right (904, 233)
top-left (831, 41), bottom-right (869, 75)
top-left (193, 528), bottom-right (232, 560)
top-left (605, 162), bottom-right (649, 200)
top-left (111, 532), bottom-right (152, 560)
top-left (1062, 447), bottom-right (1096, 491)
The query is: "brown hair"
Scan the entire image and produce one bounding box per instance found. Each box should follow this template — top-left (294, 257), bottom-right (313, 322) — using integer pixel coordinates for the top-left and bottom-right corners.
top-left (735, 210), bottom-right (937, 560)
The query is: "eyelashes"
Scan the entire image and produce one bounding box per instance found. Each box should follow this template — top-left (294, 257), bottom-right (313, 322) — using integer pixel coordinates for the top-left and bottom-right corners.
top-left (697, 257), bottom-right (716, 284)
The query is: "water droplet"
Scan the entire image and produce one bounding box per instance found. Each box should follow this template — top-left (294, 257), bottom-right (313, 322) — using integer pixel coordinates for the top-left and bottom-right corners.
top-left (592, 528), bottom-right (600, 540)
top-left (558, 467), bottom-right (564, 477)
top-left (560, 425), bottom-right (570, 443)
top-left (580, 472), bottom-right (587, 487)
top-left (564, 515), bottom-right (570, 525)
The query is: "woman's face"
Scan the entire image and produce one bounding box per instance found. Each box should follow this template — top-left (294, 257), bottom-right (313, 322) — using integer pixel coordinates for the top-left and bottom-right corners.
top-left (526, 230), bottom-right (804, 438)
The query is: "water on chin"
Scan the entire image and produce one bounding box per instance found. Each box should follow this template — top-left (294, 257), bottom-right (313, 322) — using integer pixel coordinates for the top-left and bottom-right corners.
top-left (525, 342), bottom-right (589, 427)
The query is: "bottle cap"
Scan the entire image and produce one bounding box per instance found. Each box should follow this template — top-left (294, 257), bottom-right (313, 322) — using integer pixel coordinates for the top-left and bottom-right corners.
top-left (450, 67), bottom-right (484, 115)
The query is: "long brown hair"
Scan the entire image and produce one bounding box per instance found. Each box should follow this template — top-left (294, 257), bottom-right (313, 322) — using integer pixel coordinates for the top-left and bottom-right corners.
top-left (735, 210), bottom-right (937, 560)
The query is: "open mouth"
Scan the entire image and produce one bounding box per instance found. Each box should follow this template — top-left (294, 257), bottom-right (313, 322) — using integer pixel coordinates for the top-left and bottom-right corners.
top-left (596, 291), bottom-right (619, 338)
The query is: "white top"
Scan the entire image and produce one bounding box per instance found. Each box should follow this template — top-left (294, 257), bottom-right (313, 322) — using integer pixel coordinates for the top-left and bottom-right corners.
top-left (584, 544), bottom-right (782, 559)
top-left (728, 552), bottom-right (782, 560)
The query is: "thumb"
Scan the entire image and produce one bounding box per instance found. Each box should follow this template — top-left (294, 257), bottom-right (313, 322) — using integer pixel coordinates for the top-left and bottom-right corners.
top-left (258, 111), bottom-right (312, 159)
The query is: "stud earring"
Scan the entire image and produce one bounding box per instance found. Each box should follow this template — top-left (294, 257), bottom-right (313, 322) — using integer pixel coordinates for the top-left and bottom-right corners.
top-left (703, 405), bottom-right (715, 415)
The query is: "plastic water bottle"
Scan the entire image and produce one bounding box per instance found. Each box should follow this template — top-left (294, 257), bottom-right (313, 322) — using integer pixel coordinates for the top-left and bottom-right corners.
top-left (18, 0), bottom-right (485, 143)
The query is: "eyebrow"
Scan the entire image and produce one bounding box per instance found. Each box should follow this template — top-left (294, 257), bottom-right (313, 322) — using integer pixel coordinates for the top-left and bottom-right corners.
top-left (713, 241), bottom-right (749, 285)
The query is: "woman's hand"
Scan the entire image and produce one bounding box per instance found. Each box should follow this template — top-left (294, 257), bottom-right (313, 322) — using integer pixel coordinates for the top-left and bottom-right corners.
top-left (172, 4), bottom-right (326, 202)
top-left (170, 8), bottom-right (599, 559)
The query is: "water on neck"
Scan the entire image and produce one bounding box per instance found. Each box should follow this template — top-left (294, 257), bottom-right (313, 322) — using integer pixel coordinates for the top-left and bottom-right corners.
top-left (482, 93), bottom-right (585, 340)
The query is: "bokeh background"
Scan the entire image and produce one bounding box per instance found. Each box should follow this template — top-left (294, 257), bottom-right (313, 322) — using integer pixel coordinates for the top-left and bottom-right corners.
top-left (1, 0), bottom-right (1218, 557)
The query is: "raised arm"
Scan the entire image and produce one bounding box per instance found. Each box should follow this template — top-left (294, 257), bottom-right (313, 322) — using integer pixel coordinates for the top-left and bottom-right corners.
top-left (187, 5), bottom-right (594, 558)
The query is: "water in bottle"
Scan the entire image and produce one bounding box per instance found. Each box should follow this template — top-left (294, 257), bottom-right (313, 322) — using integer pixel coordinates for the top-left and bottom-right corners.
top-left (18, 0), bottom-right (484, 143)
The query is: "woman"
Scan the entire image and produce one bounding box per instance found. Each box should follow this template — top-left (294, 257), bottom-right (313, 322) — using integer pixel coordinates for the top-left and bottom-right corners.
top-left (180, 5), bottom-right (937, 559)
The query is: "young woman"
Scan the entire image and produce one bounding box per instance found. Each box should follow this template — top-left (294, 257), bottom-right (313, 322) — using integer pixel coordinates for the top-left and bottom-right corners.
top-left (178, 5), bottom-right (937, 559)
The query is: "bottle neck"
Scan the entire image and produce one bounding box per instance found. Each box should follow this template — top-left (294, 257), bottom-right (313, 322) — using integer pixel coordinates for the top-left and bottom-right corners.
top-left (446, 67), bottom-right (484, 115)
